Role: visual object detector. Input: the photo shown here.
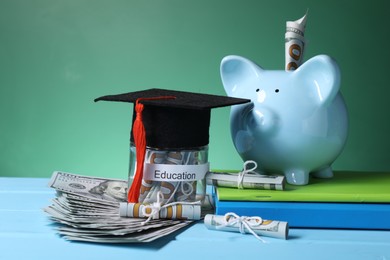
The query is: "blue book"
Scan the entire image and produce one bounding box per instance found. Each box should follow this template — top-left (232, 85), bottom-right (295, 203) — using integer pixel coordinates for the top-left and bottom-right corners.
top-left (214, 196), bottom-right (390, 230)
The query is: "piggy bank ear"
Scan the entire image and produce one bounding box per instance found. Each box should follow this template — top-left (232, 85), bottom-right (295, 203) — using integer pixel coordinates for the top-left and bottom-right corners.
top-left (295, 55), bottom-right (341, 106)
top-left (220, 55), bottom-right (263, 97)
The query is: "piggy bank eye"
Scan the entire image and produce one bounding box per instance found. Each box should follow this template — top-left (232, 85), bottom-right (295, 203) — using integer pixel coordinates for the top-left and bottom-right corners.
top-left (256, 88), bottom-right (260, 92)
top-left (275, 89), bottom-right (280, 93)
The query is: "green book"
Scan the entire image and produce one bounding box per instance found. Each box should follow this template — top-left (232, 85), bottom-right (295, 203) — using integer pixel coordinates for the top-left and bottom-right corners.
top-left (215, 171), bottom-right (390, 203)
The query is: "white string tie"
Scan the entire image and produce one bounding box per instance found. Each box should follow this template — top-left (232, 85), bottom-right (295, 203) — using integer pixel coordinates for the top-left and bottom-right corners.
top-left (221, 212), bottom-right (267, 243)
top-left (162, 181), bottom-right (195, 204)
top-left (141, 191), bottom-right (200, 225)
top-left (237, 160), bottom-right (258, 189)
top-left (180, 181), bottom-right (194, 196)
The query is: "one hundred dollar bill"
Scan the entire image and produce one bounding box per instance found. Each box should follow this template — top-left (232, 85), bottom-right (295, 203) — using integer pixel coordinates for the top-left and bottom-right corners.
top-left (206, 171), bottom-right (285, 190)
top-left (44, 171), bottom-right (196, 243)
top-left (119, 202), bottom-right (201, 220)
top-left (57, 221), bottom-right (191, 243)
top-left (204, 214), bottom-right (289, 240)
top-left (285, 11), bottom-right (308, 70)
top-left (48, 171), bottom-right (128, 203)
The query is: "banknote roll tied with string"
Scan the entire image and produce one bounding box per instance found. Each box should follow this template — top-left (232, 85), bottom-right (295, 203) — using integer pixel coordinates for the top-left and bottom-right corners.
top-left (95, 88), bottom-right (250, 219)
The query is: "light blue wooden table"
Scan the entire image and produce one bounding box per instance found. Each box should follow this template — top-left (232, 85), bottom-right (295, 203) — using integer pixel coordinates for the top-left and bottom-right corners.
top-left (1, 177), bottom-right (390, 260)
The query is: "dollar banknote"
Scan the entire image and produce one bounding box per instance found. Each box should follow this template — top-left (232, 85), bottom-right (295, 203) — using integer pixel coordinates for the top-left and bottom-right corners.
top-left (206, 171), bottom-right (285, 190)
top-left (285, 11), bottom-right (308, 70)
top-left (44, 171), bottom-right (198, 243)
top-left (204, 214), bottom-right (289, 240)
top-left (48, 171), bottom-right (128, 203)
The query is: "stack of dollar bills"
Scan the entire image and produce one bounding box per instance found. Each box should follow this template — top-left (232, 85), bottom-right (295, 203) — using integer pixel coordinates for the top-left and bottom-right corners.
top-left (43, 171), bottom-right (213, 243)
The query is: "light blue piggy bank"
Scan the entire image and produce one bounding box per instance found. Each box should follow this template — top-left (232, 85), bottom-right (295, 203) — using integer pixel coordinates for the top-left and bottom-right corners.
top-left (221, 55), bottom-right (348, 185)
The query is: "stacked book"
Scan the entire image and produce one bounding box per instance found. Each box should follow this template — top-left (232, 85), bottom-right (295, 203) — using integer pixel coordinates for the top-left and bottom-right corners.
top-left (211, 171), bottom-right (390, 230)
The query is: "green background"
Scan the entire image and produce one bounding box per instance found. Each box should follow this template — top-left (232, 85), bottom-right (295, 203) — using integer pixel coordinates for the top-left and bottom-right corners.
top-left (1, 0), bottom-right (389, 179)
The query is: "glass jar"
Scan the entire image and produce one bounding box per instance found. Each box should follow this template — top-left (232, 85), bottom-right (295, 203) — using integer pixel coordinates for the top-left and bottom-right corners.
top-left (129, 143), bottom-right (209, 204)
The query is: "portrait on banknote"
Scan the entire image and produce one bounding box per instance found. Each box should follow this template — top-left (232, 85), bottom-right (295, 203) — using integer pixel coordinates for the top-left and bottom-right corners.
top-left (88, 180), bottom-right (128, 202)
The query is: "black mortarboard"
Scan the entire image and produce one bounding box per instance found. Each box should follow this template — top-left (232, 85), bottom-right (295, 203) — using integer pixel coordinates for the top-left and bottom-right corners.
top-left (94, 88), bottom-right (250, 149)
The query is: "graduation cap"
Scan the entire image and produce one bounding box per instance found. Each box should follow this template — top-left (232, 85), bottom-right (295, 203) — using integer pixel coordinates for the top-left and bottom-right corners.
top-left (94, 88), bottom-right (250, 202)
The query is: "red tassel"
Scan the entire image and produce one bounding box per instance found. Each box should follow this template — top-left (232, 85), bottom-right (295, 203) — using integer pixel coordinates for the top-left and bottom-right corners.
top-left (127, 96), bottom-right (176, 203)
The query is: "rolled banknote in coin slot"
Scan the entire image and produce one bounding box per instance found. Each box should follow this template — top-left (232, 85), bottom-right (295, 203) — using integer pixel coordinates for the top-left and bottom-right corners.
top-left (285, 11), bottom-right (308, 71)
top-left (119, 202), bottom-right (201, 220)
top-left (204, 213), bottom-right (289, 240)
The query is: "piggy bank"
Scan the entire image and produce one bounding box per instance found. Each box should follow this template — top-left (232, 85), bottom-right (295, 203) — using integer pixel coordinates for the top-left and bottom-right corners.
top-left (221, 55), bottom-right (348, 185)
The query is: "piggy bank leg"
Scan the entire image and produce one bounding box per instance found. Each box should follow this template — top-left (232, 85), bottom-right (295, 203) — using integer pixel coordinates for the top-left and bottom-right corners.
top-left (284, 169), bottom-right (310, 185)
top-left (312, 166), bottom-right (334, 179)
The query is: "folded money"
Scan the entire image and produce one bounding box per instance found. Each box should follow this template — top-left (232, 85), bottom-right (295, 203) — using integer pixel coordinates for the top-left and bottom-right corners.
top-left (44, 171), bottom-right (198, 243)
top-left (206, 172), bottom-right (285, 190)
top-left (206, 160), bottom-right (285, 190)
top-left (285, 11), bottom-right (308, 70)
top-left (48, 171), bottom-right (128, 203)
top-left (119, 202), bottom-right (201, 220)
top-left (204, 213), bottom-right (289, 241)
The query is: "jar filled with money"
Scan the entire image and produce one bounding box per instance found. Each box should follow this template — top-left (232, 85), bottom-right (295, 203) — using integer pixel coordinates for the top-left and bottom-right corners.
top-left (129, 144), bottom-right (209, 204)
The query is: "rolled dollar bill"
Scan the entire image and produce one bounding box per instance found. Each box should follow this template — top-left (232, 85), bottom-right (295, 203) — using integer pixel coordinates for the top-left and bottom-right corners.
top-left (119, 202), bottom-right (201, 220)
top-left (142, 149), bottom-right (205, 203)
top-left (160, 151), bottom-right (188, 203)
top-left (206, 171), bottom-right (285, 190)
top-left (139, 179), bottom-right (155, 203)
top-left (285, 11), bottom-right (308, 71)
top-left (204, 213), bottom-right (288, 240)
